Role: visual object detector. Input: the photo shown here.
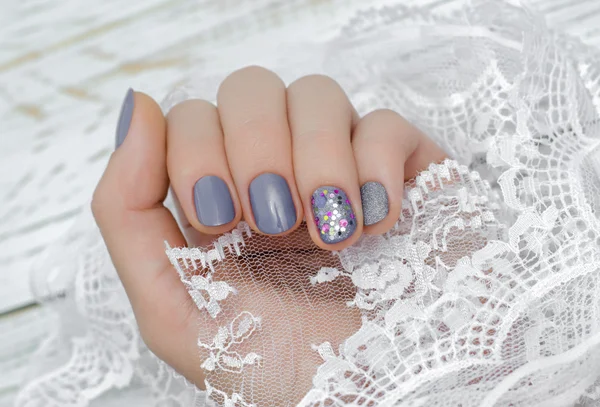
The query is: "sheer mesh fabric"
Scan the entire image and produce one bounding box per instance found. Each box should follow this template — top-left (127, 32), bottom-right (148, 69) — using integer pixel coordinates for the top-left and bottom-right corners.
top-left (16, 1), bottom-right (600, 406)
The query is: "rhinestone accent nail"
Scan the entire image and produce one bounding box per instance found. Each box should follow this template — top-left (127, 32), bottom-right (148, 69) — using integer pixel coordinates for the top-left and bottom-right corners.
top-left (311, 186), bottom-right (356, 244)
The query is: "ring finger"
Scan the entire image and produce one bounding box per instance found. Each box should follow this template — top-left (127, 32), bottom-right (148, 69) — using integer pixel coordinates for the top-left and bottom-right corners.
top-left (287, 74), bottom-right (362, 250)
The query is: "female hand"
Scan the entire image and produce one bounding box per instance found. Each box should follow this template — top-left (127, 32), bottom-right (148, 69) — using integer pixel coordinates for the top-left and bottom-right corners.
top-left (92, 66), bottom-right (447, 404)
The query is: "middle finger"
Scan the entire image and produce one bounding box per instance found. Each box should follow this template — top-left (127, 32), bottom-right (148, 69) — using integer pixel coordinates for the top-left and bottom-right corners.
top-left (217, 66), bottom-right (302, 236)
top-left (287, 75), bottom-right (363, 250)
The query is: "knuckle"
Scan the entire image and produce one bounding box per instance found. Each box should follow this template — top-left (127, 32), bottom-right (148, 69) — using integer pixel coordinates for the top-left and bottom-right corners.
top-left (166, 99), bottom-right (215, 121)
top-left (233, 65), bottom-right (275, 78)
top-left (242, 129), bottom-right (279, 165)
top-left (233, 112), bottom-right (270, 132)
top-left (353, 109), bottom-right (410, 144)
top-left (231, 114), bottom-right (277, 142)
top-left (294, 128), bottom-right (338, 155)
top-left (289, 74), bottom-right (342, 93)
top-left (90, 182), bottom-right (111, 224)
top-left (296, 127), bottom-right (337, 143)
top-left (364, 108), bottom-right (404, 124)
top-left (225, 117), bottom-right (282, 168)
top-left (219, 65), bottom-right (282, 94)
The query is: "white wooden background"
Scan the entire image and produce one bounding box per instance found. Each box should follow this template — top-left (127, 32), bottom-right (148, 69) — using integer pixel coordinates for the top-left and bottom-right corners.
top-left (1, 0), bottom-right (600, 405)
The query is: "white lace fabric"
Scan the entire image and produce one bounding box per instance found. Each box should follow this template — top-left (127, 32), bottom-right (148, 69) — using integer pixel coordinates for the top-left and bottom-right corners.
top-left (15, 1), bottom-right (600, 406)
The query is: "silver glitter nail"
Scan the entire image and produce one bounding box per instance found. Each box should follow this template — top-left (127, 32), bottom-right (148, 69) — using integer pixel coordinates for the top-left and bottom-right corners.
top-left (361, 182), bottom-right (389, 226)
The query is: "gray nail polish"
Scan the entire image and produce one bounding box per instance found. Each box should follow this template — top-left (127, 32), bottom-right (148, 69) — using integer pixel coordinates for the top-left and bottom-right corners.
top-left (249, 173), bottom-right (297, 234)
top-left (193, 176), bottom-right (236, 227)
top-left (115, 88), bottom-right (134, 149)
top-left (361, 181), bottom-right (389, 226)
top-left (312, 186), bottom-right (357, 244)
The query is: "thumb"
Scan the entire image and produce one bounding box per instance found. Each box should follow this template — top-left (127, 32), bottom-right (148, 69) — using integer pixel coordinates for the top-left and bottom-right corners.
top-left (92, 89), bottom-right (201, 381)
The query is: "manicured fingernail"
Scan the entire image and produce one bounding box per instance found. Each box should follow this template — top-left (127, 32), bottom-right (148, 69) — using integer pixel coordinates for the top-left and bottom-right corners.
top-left (312, 186), bottom-right (357, 244)
top-left (361, 182), bottom-right (389, 226)
top-left (115, 88), bottom-right (134, 149)
top-left (249, 173), bottom-right (297, 234)
top-left (193, 176), bottom-right (236, 227)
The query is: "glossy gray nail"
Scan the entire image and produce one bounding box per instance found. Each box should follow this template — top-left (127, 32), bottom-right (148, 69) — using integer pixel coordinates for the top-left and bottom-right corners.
top-left (249, 173), bottom-right (297, 234)
top-left (361, 181), bottom-right (389, 226)
top-left (193, 176), bottom-right (236, 227)
top-left (115, 88), bottom-right (134, 149)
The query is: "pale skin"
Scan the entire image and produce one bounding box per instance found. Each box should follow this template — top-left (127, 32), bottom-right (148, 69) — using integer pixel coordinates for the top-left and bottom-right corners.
top-left (92, 66), bottom-right (447, 403)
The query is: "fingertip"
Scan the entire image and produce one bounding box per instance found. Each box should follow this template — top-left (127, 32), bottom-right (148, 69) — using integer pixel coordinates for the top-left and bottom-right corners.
top-left (115, 88), bottom-right (134, 149)
top-left (115, 90), bottom-right (165, 151)
top-left (245, 172), bottom-right (303, 237)
top-left (95, 90), bottom-right (168, 219)
top-left (306, 186), bottom-right (363, 251)
top-left (362, 181), bottom-right (402, 235)
top-left (190, 174), bottom-right (243, 236)
top-left (308, 221), bottom-right (363, 252)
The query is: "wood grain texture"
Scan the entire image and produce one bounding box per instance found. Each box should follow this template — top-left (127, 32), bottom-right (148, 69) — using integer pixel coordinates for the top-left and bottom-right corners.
top-left (0, 0), bottom-right (381, 314)
top-left (1, 0), bottom-right (600, 405)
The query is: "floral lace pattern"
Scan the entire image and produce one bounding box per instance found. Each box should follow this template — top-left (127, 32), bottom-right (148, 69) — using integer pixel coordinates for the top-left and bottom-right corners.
top-left (15, 213), bottom-right (205, 407)
top-left (15, 1), bottom-right (600, 406)
top-left (199, 311), bottom-right (262, 374)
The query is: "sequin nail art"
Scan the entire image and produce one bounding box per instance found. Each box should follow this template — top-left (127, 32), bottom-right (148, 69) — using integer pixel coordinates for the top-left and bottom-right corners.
top-left (311, 186), bottom-right (356, 244)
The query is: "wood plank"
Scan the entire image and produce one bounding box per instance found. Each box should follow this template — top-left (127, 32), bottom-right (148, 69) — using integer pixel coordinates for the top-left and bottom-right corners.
top-left (0, 0), bottom-right (387, 313)
top-left (2, 0), bottom-right (600, 405)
